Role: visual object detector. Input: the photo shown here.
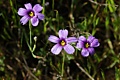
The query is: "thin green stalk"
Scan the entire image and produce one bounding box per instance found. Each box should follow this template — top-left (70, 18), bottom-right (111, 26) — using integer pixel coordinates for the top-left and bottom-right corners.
top-left (70, 0), bottom-right (75, 29)
top-left (88, 57), bottom-right (96, 78)
top-left (23, 28), bottom-right (42, 59)
top-left (42, 0), bottom-right (46, 33)
top-left (61, 52), bottom-right (65, 77)
top-left (52, 0), bottom-right (54, 11)
top-left (29, 21), bottom-right (32, 46)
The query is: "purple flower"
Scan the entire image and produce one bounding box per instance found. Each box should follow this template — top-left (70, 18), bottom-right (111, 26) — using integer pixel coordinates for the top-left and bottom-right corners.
top-left (48, 29), bottom-right (77, 55)
top-left (76, 35), bottom-right (100, 57)
top-left (18, 3), bottom-right (44, 26)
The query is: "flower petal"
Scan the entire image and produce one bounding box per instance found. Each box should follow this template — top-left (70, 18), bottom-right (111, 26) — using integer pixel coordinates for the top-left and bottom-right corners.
top-left (37, 13), bottom-right (44, 20)
top-left (87, 35), bottom-right (95, 43)
top-left (76, 41), bottom-right (84, 48)
top-left (33, 4), bottom-right (43, 12)
top-left (31, 17), bottom-right (39, 26)
top-left (67, 37), bottom-right (77, 43)
top-left (64, 44), bottom-right (75, 54)
top-left (51, 44), bottom-right (62, 55)
top-left (20, 16), bottom-right (30, 25)
top-left (25, 3), bottom-right (32, 9)
top-left (78, 36), bottom-right (86, 42)
top-left (90, 39), bottom-right (100, 47)
top-left (88, 48), bottom-right (95, 55)
top-left (48, 35), bottom-right (59, 43)
top-left (18, 8), bottom-right (27, 16)
top-left (81, 49), bottom-right (89, 57)
top-left (59, 29), bottom-right (68, 39)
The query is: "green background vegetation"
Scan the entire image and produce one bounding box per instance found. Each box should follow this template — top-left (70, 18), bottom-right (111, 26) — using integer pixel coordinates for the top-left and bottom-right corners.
top-left (0, 0), bottom-right (120, 80)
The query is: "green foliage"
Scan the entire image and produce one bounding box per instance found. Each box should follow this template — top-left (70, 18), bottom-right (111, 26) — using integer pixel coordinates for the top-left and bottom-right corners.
top-left (0, 0), bottom-right (120, 80)
top-left (0, 56), bottom-right (5, 72)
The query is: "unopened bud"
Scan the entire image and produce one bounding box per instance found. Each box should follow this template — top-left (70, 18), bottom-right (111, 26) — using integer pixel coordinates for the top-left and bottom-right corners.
top-left (34, 36), bottom-right (37, 42)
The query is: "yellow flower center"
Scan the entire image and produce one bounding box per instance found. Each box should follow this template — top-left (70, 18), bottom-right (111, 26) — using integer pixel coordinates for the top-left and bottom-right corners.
top-left (85, 43), bottom-right (90, 48)
top-left (29, 11), bottom-right (34, 17)
top-left (60, 40), bottom-right (66, 46)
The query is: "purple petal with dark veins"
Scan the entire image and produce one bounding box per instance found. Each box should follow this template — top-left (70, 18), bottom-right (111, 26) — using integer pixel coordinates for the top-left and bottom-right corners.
top-left (64, 44), bottom-right (75, 54)
top-left (24, 3), bottom-right (32, 9)
top-left (31, 17), bottom-right (39, 26)
top-left (59, 29), bottom-right (68, 39)
top-left (67, 37), bottom-right (77, 43)
top-left (20, 16), bottom-right (30, 25)
top-left (87, 35), bottom-right (95, 43)
top-left (81, 48), bottom-right (89, 57)
top-left (33, 4), bottom-right (43, 12)
top-left (37, 13), bottom-right (44, 20)
top-left (18, 8), bottom-right (27, 16)
top-left (76, 41), bottom-right (84, 48)
top-left (51, 44), bottom-right (62, 55)
top-left (78, 36), bottom-right (86, 42)
top-left (90, 39), bottom-right (100, 47)
top-left (48, 35), bottom-right (59, 43)
top-left (88, 47), bottom-right (95, 55)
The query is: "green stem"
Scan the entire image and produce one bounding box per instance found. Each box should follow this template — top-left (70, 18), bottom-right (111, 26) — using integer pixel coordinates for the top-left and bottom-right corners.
top-left (61, 52), bottom-right (65, 77)
top-left (24, 27), bottom-right (42, 59)
top-left (42, 0), bottom-right (46, 33)
top-left (70, 0), bottom-right (74, 25)
top-left (29, 21), bottom-right (32, 46)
